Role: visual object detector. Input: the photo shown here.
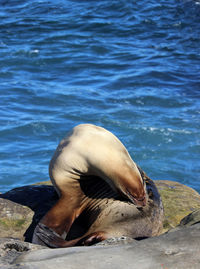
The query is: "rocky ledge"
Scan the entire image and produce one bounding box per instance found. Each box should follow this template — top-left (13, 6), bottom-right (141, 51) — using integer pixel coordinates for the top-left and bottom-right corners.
top-left (0, 180), bottom-right (200, 269)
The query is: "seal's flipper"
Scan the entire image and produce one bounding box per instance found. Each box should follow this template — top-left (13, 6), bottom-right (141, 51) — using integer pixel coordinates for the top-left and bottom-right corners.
top-left (33, 222), bottom-right (107, 248)
top-left (33, 223), bottom-right (68, 248)
top-left (79, 231), bottom-right (107, 246)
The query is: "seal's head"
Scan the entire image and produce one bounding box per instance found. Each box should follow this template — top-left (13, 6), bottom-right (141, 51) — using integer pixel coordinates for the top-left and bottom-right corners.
top-left (117, 172), bottom-right (147, 207)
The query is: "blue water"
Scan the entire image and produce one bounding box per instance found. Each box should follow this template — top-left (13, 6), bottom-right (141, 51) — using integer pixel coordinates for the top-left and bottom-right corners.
top-left (0, 0), bottom-right (200, 193)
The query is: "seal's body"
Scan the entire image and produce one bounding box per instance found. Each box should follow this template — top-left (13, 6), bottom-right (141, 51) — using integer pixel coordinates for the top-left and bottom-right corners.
top-left (33, 124), bottom-right (163, 247)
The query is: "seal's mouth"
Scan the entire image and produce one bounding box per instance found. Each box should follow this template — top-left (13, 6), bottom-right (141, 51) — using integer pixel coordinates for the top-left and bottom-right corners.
top-left (125, 189), bottom-right (146, 207)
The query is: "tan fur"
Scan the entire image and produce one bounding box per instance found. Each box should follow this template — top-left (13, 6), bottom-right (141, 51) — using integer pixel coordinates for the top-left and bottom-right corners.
top-left (49, 124), bottom-right (145, 204)
top-left (32, 124), bottom-right (163, 247)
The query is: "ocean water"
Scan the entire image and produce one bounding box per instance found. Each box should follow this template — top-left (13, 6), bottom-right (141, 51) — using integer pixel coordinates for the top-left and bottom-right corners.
top-left (0, 0), bottom-right (199, 193)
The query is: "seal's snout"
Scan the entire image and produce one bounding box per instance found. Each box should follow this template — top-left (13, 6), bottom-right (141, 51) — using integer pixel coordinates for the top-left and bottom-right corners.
top-left (135, 195), bottom-right (146, 207)
top-left (125, 188), bottom-right (147, 207)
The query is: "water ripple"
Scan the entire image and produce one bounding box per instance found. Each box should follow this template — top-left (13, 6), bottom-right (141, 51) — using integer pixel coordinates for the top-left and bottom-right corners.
top-left (0, 0), bottom-right (199, 193)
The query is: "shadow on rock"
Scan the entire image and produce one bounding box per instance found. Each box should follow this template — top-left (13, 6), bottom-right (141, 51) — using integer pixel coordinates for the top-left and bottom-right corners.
top-left (0, 185), bottom-right (58, 242)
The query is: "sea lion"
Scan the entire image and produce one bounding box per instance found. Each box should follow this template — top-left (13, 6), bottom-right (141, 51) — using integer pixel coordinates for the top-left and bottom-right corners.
top-left (32, 124), bottom-right (163, 247)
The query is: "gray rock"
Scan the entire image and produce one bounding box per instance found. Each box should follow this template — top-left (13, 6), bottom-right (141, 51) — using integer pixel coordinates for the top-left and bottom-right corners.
top-left (11, 223), bottom-right (200, 269)
top-left (0, 197), bottom-right (33, 240)
top-left (0, 237), bottom-right (45, 269)
top-left (179, 209), bottom-right (200, 227)
top-left (95, 236), bottom-right (135, 246)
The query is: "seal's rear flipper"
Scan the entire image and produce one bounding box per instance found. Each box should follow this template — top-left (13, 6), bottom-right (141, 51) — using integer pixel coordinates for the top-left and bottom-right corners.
top-left (32, 223), bottom-right (68, 248)
top-left (33, 223), bottom-right (107, 248)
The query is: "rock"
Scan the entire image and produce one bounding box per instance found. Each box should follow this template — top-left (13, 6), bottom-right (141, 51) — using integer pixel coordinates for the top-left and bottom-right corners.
top-left (1, 224), bottom-right (200, 269)
top-left (0, 198), bottom-right (33, 240)
top-left (9, 223), bottom-right (200, 269)
top-left (179, 208), bottom-right (200, 227)
top-left (0, 237), bottom-right (46, 269)
top-left (0, 185), bottom-right (58, 242)
top-left (154, 180), bottom-right (200, 231)
top-left (95, 236), bottom-right (135, 246)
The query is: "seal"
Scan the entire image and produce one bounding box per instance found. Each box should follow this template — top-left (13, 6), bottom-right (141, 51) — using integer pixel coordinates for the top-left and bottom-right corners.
top-left (32, 124), bottom-right (163, 247)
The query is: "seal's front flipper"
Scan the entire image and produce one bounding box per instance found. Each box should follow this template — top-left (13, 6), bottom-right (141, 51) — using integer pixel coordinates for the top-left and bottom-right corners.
top-left (33, 223), bottom-right (68, 248)
top-left (79, 231), bottom-right (107, 246)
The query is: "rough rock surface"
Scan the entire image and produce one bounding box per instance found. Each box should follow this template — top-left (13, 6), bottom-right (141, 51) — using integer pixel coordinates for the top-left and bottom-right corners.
top-left (0, 237), bottom-right (45, 269)
top-left (156, 180), bottom-right (200, 231)
top-left (179, 208), bottom-right (200, 227)
top-left (0, 198), bottom-right (33, 240)
top-left (1, 223), bottom-right (199, 269)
